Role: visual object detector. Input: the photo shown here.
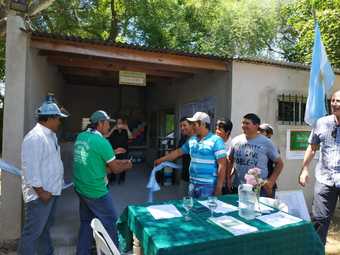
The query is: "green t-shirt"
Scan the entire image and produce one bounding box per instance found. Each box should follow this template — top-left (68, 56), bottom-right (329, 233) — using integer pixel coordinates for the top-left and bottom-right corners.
top-left (73, 130), bottom-right (115, 198)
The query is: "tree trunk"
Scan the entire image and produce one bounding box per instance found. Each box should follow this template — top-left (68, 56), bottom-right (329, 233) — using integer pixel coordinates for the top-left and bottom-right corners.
top-left (109, 0), bottom-right (118, 41)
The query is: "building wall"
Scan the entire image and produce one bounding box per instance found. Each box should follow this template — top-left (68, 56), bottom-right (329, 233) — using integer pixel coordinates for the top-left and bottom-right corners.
top-left (25, 49), bottom-right (65, 131)
top-left (231, 61), bottom-right (340, 208)
top-left (145, 70), bottom-right (231, 163)
top-left (62, 85), bottom-right (146, 134)
top-left (0, 17), bottom-right (66, 241)
top-left (147, 71), bottom-right (231, 119)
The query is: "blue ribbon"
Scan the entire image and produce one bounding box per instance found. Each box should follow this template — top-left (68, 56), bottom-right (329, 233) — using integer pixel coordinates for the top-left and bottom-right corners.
top-left (146, 161), bottom-right (182, 202)
top-left (0, 159), bottom-right (21, 176)
top-left (0, 158), bottom-right (73, 190)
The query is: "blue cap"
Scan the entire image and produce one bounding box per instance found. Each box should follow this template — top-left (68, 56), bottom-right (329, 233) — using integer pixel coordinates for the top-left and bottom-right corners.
top-left (37, 94), bottom-right (69, 118)
top-left (90, 110), bottom-right (115, 124)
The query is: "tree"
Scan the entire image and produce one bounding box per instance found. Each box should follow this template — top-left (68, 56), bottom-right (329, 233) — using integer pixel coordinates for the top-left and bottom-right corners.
top-left (0, 0), bottom-right (57, 81)
top-left (277, 0), bottom-right (340, 68)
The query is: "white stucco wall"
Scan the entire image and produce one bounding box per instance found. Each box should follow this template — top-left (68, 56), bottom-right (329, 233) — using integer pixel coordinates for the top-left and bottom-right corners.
top-left (0, 19), bottom-right (65, 240)
top-left (231, 61), bottom-right (340, 208)
top-left (25, 49), bottom-right (65, 131)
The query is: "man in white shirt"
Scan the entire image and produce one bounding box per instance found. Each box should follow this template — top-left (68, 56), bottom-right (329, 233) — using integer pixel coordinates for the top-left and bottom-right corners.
top-left (18, 95), bottom-right (69, 255)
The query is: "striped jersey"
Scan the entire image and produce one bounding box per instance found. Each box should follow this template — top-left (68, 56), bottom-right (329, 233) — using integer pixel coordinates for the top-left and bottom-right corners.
top-left (181, 132), bottom-right (227, 184)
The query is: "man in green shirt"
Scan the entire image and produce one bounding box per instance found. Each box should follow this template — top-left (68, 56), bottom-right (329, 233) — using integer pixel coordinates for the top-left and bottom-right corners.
top-left (73, 110), bottom-right (132, 255)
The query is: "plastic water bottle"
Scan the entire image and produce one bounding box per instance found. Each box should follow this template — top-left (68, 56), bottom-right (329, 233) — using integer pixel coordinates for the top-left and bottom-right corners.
top-left (238, 184), bottom-right (256, 220)
top-left (163, 167), bottom-right (173, 186)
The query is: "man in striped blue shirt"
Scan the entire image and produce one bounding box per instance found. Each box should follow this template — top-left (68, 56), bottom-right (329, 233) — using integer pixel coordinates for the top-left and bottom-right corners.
top-left (155, 112), bottom-right (227, 198)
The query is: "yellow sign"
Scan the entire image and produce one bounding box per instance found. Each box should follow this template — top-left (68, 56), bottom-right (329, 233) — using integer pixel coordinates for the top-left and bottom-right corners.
top-left (119, 71), bottom-right (146, 86)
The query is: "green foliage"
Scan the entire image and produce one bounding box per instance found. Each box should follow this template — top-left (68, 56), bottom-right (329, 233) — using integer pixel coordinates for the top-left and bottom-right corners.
top-left (28, 0), bottom-right (279, 58)
top-left (121, 0), bottom-right (279, 57)
top-left (279, 0), bottom-right (340, 68)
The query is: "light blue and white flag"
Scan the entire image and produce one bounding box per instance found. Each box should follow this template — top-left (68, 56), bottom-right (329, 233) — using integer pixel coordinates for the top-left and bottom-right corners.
top-left (147, 161), bottom-right (182, 202)
top-left (305, 22), bottom-right (335, 126)
top-left (0, 158), bottom-right (73, 190)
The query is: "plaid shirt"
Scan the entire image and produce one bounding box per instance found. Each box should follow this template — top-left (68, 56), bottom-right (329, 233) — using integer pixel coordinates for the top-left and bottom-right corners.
top-left (309, 115), bottom-right (340, 186)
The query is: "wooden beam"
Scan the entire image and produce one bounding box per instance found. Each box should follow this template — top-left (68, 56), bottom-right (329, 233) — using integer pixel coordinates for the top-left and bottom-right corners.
top-left (31, 37), bottom-right (227, 71)
top-left (39, 50), bottom-right (204, 74)
top-left (59, 67), bottom-right (110, 78)
top-left (48, 56), bottom-right (192, 78)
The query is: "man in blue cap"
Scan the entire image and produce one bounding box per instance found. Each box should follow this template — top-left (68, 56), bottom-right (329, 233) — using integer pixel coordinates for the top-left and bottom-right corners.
top-left (73, 110), bottom-right (132, 255)
top-left (18, 94), bottom-right (69, 255)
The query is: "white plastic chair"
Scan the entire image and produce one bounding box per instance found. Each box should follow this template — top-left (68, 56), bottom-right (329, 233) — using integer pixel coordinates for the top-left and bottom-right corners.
top-left (90, 218), bottom-right (121, 255)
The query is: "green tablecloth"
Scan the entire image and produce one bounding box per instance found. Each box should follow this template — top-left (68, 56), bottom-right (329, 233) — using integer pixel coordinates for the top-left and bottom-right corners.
top-left (117, 195), bottom-right (324, 255)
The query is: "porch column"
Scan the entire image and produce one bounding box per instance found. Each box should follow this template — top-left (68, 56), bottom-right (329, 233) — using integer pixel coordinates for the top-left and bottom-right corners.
top-left (0, 13), bottom-right (29, 241)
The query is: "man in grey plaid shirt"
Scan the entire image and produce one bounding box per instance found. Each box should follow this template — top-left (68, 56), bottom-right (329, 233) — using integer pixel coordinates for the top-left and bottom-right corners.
top-left (299, 90), bottom-right (340, 245)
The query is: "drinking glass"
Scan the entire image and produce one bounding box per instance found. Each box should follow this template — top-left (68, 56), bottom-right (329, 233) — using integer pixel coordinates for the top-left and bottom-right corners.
top-left (207, 196), bottom-right (218, 219)
top-left (183, 196), bottom-right (194, 221)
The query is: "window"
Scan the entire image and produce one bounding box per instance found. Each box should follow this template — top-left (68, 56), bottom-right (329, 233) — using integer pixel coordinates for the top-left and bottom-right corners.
top-left (277, 94), bottom-right (306, 125)
top-left (278, 94), bottom-right (331, 125)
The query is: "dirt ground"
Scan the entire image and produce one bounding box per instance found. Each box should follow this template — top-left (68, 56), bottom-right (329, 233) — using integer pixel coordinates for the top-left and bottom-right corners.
top-left (326, 205), bottom-right (340, 255)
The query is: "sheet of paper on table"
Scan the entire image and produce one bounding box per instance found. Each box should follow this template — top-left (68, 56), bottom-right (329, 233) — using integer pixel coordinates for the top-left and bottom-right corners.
top-left (147, 204), bottom-right (183, 220)
top-left (256, 211), bottom-right (302, 228)
top-left (210, 215), bottom-right (258, 236)
top-left (198, 200), bottom-right (238, 214)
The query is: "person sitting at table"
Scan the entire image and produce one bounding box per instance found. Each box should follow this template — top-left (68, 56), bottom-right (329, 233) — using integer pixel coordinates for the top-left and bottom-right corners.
top-left (154, 112), bottom-right (227, 198)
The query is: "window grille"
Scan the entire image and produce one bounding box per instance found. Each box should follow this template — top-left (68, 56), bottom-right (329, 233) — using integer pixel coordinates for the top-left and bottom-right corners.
top-left (277, 94), bottom-right (331, 125)
top-left (277, 94), bottom-right (307, 125)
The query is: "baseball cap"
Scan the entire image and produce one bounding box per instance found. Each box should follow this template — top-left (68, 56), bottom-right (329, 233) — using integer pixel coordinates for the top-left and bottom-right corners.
top-left (90, 110), bottom-right (115, 124)
top-left (187, 112), bottom-right (211, 124)
top-left (259, 123), bottom-right (274, 133)
top-left (37, 94), bottom-right (69, 118)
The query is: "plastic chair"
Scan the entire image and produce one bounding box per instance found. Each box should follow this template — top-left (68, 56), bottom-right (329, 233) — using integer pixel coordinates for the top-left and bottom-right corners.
top-left (90, 218), bottom-right (121, 255)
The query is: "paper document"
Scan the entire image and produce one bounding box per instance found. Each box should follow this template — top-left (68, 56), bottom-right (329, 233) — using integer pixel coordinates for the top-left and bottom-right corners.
top-left (210, 216), bottom-right (258, 236)
top-left (276, 190), bottom-right (311, 221)
top-left (198, 200), bottom-right (238, 214)
top-left (256, 211), bottom-right (302, 228)
top-left (147, 204), bottom-right (183, 220)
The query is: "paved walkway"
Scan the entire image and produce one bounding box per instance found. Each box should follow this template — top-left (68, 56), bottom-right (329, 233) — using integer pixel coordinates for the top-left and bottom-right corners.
top-left (50, 163), bottom-right (182, 254)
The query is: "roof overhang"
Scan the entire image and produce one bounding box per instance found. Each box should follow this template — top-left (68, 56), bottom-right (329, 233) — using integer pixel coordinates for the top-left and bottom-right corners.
top-left (29, 33), bottom-right (229, 86)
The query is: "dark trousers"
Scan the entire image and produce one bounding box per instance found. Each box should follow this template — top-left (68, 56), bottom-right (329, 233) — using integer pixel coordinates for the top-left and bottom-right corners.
top-left (76, 192), bottom-right (117, 255)
top-left (312, 180), bottom-right (340, 245)
top-left (18, 196), bottom-right (57, 255)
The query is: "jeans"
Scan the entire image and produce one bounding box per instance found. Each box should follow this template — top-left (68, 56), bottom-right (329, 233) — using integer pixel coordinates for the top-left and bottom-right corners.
top-left (189, 183), bottom-right (215, 198)
top-left (18, 196), bottom-right (58, 255)
top-left (76, 191), bottom-right (117, 255)
top-left (312, 180), bottom-right (340, 245)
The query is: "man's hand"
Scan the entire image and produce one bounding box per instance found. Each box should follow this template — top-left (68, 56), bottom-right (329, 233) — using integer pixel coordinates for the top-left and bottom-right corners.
top-left (154, 158), bottom-right (163, 166)
top-left (299, 167), bottom-right (309, 187)
top-left (262, 180), bottom-right (274, 197)
top-left (34, 187), bottom-right (52, 203)
top-left (115, 147), bottom-right (127, 154)
top-left (123, 159), bottom-right (133, 170)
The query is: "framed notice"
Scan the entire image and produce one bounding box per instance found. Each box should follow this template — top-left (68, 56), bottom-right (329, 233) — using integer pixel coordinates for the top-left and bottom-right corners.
top-left (119, 71), bottom-right (146, 86)
top-left (286, 129), bottom-right (319, 160)
top-left (286, 129), bottom-right (308, 159)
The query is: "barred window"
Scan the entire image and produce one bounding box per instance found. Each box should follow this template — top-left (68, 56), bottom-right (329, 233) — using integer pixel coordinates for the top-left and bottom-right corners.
top-left (277, 94), bottom-right (307, 125)
top-left (278, 94), bottom-right (331, 125)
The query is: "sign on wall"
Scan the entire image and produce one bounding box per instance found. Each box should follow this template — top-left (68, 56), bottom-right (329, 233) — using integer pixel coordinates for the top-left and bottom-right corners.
top-left (119, 71), bottom-right (146, 86)
top-left (286, 129), bottom-right (319, 160)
